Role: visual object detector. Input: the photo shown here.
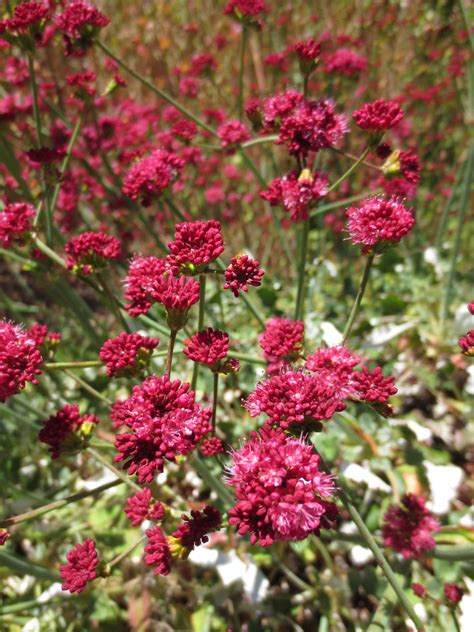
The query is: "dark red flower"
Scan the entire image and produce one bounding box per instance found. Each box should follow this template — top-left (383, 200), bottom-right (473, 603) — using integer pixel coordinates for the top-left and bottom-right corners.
top-left (444, 583), bottom-right (463, 605)
top-left (224, 254), bottom-right (265, 296)
top-left (382, 494), bottom-right (439, 559)
top-left (324, 48), bottom-right (367, 76)
top-left (201, 437), bottom-right (225, 456)
top-left (99, 332), bottom-right (159, 378)
top-left (458, 330), bottom-right (474, 356)
top-left (294, 37), bottom-right (321, 62)
top-left (351, 367), bottom-right (397, 404)
top-left (259, 317), bottom-right (304, 369)
top-left (60, 539), bottom-right (99, 593)
top-left (353, 99), bottom-right (404, 132)
top-left (144, 525), bottom-right (171, 576)
top-left (38, 404), bottom-right (98, 458)
top-left (183, 328), bottom-right (229, 370)
top-left (0, 321), bottom-right (43, 403)
top-left (124, 488), bottom-right (165, 526)
top-left (0, 202), bottom-right (35, 248)
top-left (55, 1), bottom-right (109, 56)
top-left (224, 0), bottom-right (267, 18)
top-left (218, 120), bottom-right (251, 152)
top-left (168, 220), bottom-right (224, 272)
top-left (65, 231), bottom-right (122, 274)
top-left (260, 169), bottom-right (328, 221)
top-left (412, 583), bottom-right (427, 598)
top-left (123, 256), bottom-right (169, 317)
top-left (0, 529), bottom-right (10, 546)
top-left (169, 506), bottom-right (221, 558)
top-left (122, 149), bottom-right (185, 206)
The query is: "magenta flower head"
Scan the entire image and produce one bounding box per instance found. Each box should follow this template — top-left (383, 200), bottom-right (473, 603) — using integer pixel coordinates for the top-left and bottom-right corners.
top-left (184, 328), bottom-right (229, 372)
top-left (112, 375), bottom-right (212, 484)
top-left (444, 583), bottom-right (464, 605)
top-left (60, 539), bottom-right (102, 593)
top-left (346, 195), bottom-right (415, 254)
top-left (0, 2), bottom-right (50, 50)
top-left (169, 505), bottom-right (221, 559)
top-left (412, 583), bottom-right (427, 598)
top-left (305, 345), bottom-right (361, 398)
top-left (458, 331), bottom-right (474, 356)
top-left (123, 256), bottom-right (169, 317)
top-left (324, 48), bottom-right (367, 76)
top-left (55, 0), bottom-right (110, 57)
top-left (226, 429), bottom-right (338, 546)
top-left (168, 220), bottom-right (224, 274)
top-left (99, 332), bottom-right (159, 378)
top-left (224, 0), bottom-right (267, 26)
top-left (0, 321), bottom-right (43, 403)
top-left (155, 272), bottom-right (200, 331)
top-left (217, 119), bottom-right (251, 153)
top-left (261, 169), bottom-right (328, 222)
top-left (259, 317), bottom-right (304, 372)
top-left (124, 488), bottom-right (165, 527)
top-left (65, 231), bottom-right (122, 275)
top-left (0, 202), bottom-right (35, 249)
top-left (382, 494), bottom-right (439, 559)
top-left (201, 437), bottom-right (225, 456)
top-left (382, 149), bottom-right (421, 185)
top-left (144, 525), bottom-right (172, 576)
top-left (468, 300), bottom-right (474, 315)
top-left (224, 254), bottom-right (265, 296)
top-left (122, 149), bottom-right (185, 206)
top-left (245, 369), bottom-right (345, 430)
top-left (38, 404), bottom-right (98, 458)
top-left (0, 529), bottom-right (10, 546)
top-left (293, 37), bottom-right (321, 76)
top-left (353, 99), bottom-right (404, 133)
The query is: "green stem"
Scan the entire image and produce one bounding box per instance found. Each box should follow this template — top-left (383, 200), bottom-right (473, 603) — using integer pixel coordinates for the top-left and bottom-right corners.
top-left (44, 361), bottom-right (102, 370)
top-left (310, 191), bottom-right (380, 219)
top-left (227, 351), bottom-right (266, 365)
top-left (33, 237), bottom-right (67, 268)
top-left (294, 217), bottom-right (310, 321)
top-left (49, 114), bottom-right (83, 216)
top-left (191, 455), bottom-right (234, 506)
top-left (211, 372), bottom-right (219, 434)
top-left (440, 141), bottom-right (473, 329)
top-left (107, 534), bottom-right (147, 568)
top-left (237, 26), bottom-right (248, 119)
top-left (240, 134), bottom-right (279, 149)
top-left (216, 257), bottom-right (266, 328)
top-left (166, 329), bottom-right (177, 377)
top-left (450, 609), bottom-right (462, 632)
top-left (191, 274), bottom-right (207, 390)
top-left (27, 55), bottom-right (43, 147)
top-left (166, 196), bottom-right (186, 221)
top-left (96, 40), bottom-right (218, 137)
top-left (62, 369), bottom-right (112, 406)
top-left (342, 254), bottom-right (375, 343)
top-left (98, 272), bottom-right (131, 333)
top-left (0, 480), bottom-right (122, 528)
top-left (327, 146), bottom-right (371, 194)
top-left (87, 447), bottom-right (141, 492)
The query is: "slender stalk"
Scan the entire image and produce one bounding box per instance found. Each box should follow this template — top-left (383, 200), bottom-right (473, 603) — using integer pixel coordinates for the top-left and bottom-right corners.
top-left (107, 535), bottom-right (146, 568)
top-left (294, 217), bottom-right (310, 321)
top-left (33, 237), bottom-right (67, 268)
top-left (310, 191), bottom-right (382, 219)
top-left (191, 274), bottom-right (207, 390)
top-left (227, 351), bottom-right (266, 365)
top-left (440, 142), bottom-right (473, 330)
top-left (216, 257), bottom-right (266, 329)
top-left (87, 447), bottom-right (141, 492)
top-left (98, 272), bottom-right (131, 333)
top-left (49, 115), bottom-right (83, 215)
top-left (327, 146), bottom-right (371, 194)
top-left (96, 40), bottom-right (218, 137)
top-left (211, 372), bottom-right (219, 434)
top-left (237, 26), bottom-right (248, 119)
top-left (240, 134), bottom-right (279, 149)
top-left (27, 55), bottom-right (43, 147)
top-left (342, 254), bottom-right (375, 343)
top-left (166, 330), bottom-right (177, 377)
top-left (0, 480), bottom-right (122, 528)
top-left (166, 196), bottom-right (186, 221)
top-left (435, 160), bottom-right (463, 251)
top-left (63, 369), bottom-right (112, 406)
top-left (450, 610), bottom-right (461, 632)
top-left (44, 361), bottom-right (102, 370)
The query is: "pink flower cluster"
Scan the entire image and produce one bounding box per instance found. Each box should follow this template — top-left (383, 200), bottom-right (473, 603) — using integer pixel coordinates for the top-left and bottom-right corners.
top-left (124, 488), bottom-right (165, 526)
top-left (170, 505), bottom-right (221, 555)
top-left (224, 254), bottom-right (265, 296)
top-left (458, 299), bottom-right (474, 356)
top-left (60, 539), bottom-right (100, 593)
top-left (0, 321), bottom-right (43, 403)
top-left (382, 494), bottom-right (439, 559)
top-left (223, 0), bottom-right (267, 18)
top-left (184, 328), bottom-right (230, 371)
top-left (226, 429), bottom-right (338, 545)
top-left (0, 202), bottom-right (35, 248)
top-left (353, 99), bottom-right (404, 132)
top-left (259, 317), bottom-right (304, 373)
top-left (0, 2), bottom-right (49, 37)
top-left (65, 231), bottom-right (122, 274)
top-left (122, 149), bottom-right (185, 206)
top-left (99, 332), bottom-right (159, 378)
top-left (38, 404), bottom-right (98, 458)
top-left (324, 48), bottom-right (367, 76)
top-left (346, 195), bottom-right (415, 254)
top-left (261, 169), bottom-right (328, 221)
top-left (112, 375), bottom-right (212, 483)
top-left (217, 120), bottom-right (251, 152)
top-left (55, 0), bottom-right (110, 56)
top-left (168, 220), bottom-right (224, 272)
top-left (294, 37), bottom-right (321, 63)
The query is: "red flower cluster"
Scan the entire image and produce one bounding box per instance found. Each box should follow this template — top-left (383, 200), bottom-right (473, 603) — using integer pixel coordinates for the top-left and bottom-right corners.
top-left (169, 505), bottom-right (221, 557)
top-left (224, 254), bottom-right (265, 296)
top-left (168, 220), bottom-right (224, 272)
top-left (217, 119), bottom-right (251, 152)
top-left (294, 37), bottom-right (321, 62)
top-left (399, 149), bottom-right (421, 184)
top-left (353, 99), bottom-right (404, 132)
top-left (0, 529), bottom-right (10, 546)
top-left (305, 345), bottom-right (362, 398)
top-left (38, 404), bottom-right (98, 458)
top-left (60, 539), bottom-right (100, 593)
top-left (29, 324), bottom-right (61, 349)
top-left (0, 2), bottom-right (49, 40)
top-left (382, 494), bottom-right (439, 559)
top-left (65, 231), bottom-right (122, 274)
top-left (201, 436), bottom-right (225, 456)
top-left (122, 149), bottom-right (185, 206)
top-left (261, 169), bottom-right (328, 221)
top-left (259, 317), bottom-right (304, 372)
top-left (112, 375), bottom-right (212, 483)
top-left (0, 202), bottom-right (35, 248)
top-left (346, 195), bottom-right (415, 254)
top-left (444, 583), bottom-right (463, 605)
top-left (123, 256), bottom-right (169, 316)
top-left (324, 48), bottom-right (367, 76)
top-left (223, 0), bottom-right (267, 18)
top-left (184, 328), bottom-right (229, 371)
top-left (124, 488), bottom-right (165, 526)
top-left (144, 525), bottom-right (171, 576)
top-left (226, 429), bottom-right (338, 545)
top-left (0, 321), bottom-right (43, 403)
top-left (99, 332), bottom-right (159, 378)
top-left (351, 366), bottom-right (397, 403)
top-left (245, 369), bottom-right (346, 429)
top-left (55, 1), bottom-right (110, 56)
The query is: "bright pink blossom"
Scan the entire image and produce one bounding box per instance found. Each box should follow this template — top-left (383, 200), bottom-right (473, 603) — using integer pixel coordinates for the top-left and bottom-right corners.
top-left (353, 99), bottom-right (404, 132)
top-left (122, 149), bottom-right (185, 205)
top-left (168, 220), bottom-right (224, 272)
top-left (218, 120), bottom-right (251, 151)
top-left (0, 529), bottom-right (10, 545)
top-left (0, 202), bottom-right (35, 248)
top-left (224, 254), bottom-right (265, 296)
top-left (261, 170), bottom-right (328, 221)
top-left (259, 317), bottom-right (304, 370)
top-left (124, 488), bottom-right (165, 526)
top-left (444, 583), bottom-right (463, 605)
top-left (60, 539), bottom-right (99, 593)
top-left (201, 437), bottom-right (225, 456)
top-left (183, 328), bottom-right (229, 370)
top-left (324, 48), bottom-right (367, 76)
top-left (65, 231), bottom-right (122, 274)
top-left (144, 525), bottom-right (171, 576)
top-left (170, 506), bottom-right (221, 555)
top-left (99, 332), bottom-right (159, 378)
top-left (0, 321), bottom-right (43, 403)
top-left (55, 1), bottom-right (109, 56)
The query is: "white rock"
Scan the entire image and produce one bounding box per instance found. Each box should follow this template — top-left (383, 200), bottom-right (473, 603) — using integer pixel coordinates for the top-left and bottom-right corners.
top-left (320, 321), bottom-right (343, 346)
top-left (389, 418), bottom-right (433, 442)
top-left (350, 545), bottom-right (373, 565)
top-left (341, 462), bottom-right (391, 492)
top-left (424, 462), bottom-right (464, 514)
top-left (460, 578), bottom-right (474, 632)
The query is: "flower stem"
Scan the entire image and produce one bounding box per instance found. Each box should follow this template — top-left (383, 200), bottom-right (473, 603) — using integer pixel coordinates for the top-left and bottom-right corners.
top-left (62, 369), bottom-right (113, 406)
top-left (211, 372), bottom-right (219, 434)
top-left (27, 54), bottom-right (43, 147)
top-left (95, 40), bottom-right (218, 137)
top-left (97, 272), bottom-right (131, 333)
top-left (342, 254), bottom-right (375, 343)
top-left (227, 351), bottom-right (266, 365)
top-left (87, 447), bottom-right (141, 492)
top-left (294, 217), bottom-right (310, 321)
top-left (107, 534), bottom-right (147, 568)
top-left (240, 134), bottom-right (279, 149)
top-left (166, 329), bottom-right (177, 377)
top-left (48, 114), bottom-right (83, 216)
top-left (0, 479), bottom-right (122, 528)
top-left (216, 257), bottom-right (266, 329)
top-left (44, 361), bottom-right (102, 370)
top-left (327, 146), bottom-right (371, 194)
top-left (237, 26), bottom-right (248, 119)
top-left (191, 274), bottom-right (207, 391)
